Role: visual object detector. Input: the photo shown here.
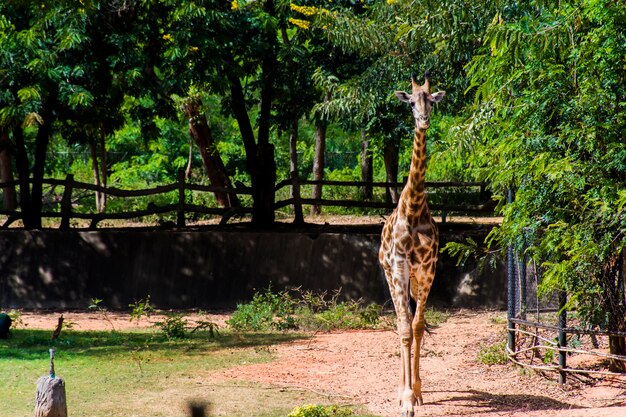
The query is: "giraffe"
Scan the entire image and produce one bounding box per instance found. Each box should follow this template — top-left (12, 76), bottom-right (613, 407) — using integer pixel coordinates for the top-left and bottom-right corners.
top-left (379, 72), bottom-right (445, 417)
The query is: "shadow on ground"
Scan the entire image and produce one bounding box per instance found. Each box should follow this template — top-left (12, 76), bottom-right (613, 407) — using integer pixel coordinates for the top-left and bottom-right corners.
top-left (427, 389), bottom-right (582, 413)
top-left (0, 328), bottom-right (308, 360)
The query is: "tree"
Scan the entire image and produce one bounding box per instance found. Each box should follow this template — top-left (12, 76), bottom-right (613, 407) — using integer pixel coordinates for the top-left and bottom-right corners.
top-left (464, 0), bottom-right (626, 370)
top-left (180, 96), bottom-right (240, 208)
top-left (306, 0), bottom-right (500, 201)
top-left (0, 130), bottom-right (17, 210)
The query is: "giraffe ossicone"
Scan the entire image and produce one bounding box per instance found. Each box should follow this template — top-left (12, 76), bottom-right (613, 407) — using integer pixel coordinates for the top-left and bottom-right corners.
top-left (379, 72), bottom-right (445, 416)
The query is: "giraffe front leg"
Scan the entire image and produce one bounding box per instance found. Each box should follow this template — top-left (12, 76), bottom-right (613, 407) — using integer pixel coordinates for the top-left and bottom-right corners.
top-left (399, 317), bottom-right (415, 417)
top-left (391, 280), bottom-right (416, 416)
top-left (411, 302), bottom-right (428, 407)
top-left (393, 289), bottom-right (416, 417)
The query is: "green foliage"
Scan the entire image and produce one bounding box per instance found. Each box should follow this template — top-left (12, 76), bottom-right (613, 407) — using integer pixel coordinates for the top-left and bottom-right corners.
top-left (153, 312), bottom-right (220, 340)
top-left (477, 340), bottom-right (508, 365)
top-left (227, 287), bottom-right (389, 332)
top-left (88, 297), bottom-right (116, 331)
top-left (228, 287), bottom-right (299, 331)
top-left (129, 296), bottom-right (155, 324)
top-left (464, 0), bottom-right (626, 335)
top-left (5, 309), bottom-right (24, 329)
top-left (423, 308), bottom-right (451, 328)
top-left (288, 404), bottom-right (354, 417)
top-left (154, 314), bottom-right (188, 339)
top-left (543, 346), bottom-right (555, 365)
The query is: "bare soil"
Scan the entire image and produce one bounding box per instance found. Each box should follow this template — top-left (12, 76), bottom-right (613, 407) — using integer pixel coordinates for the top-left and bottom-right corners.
top-left (19, 309), bottom-right (626, 417)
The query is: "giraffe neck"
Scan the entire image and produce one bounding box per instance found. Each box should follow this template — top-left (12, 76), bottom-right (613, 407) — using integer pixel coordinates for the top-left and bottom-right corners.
top-left (400, 127), bottom-right (429, 217)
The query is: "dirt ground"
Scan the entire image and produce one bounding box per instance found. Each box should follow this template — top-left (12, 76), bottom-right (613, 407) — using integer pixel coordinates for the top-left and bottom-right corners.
top-left (18, 309), bottom-right (626, 417)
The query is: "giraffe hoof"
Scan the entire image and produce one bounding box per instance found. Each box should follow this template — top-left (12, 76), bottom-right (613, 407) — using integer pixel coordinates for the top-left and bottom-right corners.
top-left (401, 412), bottom-right (415, 417)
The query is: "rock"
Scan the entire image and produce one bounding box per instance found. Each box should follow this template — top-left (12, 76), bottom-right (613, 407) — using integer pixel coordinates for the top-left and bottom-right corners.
top-left (35, 376), bottom-right (67, 417)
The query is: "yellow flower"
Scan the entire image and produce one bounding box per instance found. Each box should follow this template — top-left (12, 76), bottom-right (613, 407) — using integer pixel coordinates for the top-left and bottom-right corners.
top-left (290, 4), bottom-right (318, 16)
top-left (231, 0), bottom-right (239, 10)
top-left (189, 46), bottom-right (199, 53)
top-left (162, 34), bottom-right (172, 41)
top-left (289, 18), bottom-right (311, 30)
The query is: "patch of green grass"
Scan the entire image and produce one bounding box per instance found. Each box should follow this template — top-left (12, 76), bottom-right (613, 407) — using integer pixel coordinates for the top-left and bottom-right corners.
top-left (1, 326), bottom-right (382, 417)
top-left (477, 340), bottom-right (508, 365)
top-left (490, 314), bottom-right (508, 325)
top-left (0, 328), bottom-right (308, 417)
top-left (288, 404), bottom-right (355, 417)
top-left (424, 308), bottom-right (450, 328)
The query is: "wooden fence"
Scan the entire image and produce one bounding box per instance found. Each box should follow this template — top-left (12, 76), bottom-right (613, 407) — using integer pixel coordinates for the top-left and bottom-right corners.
top-left (0, 172), bottom-right (494, 229)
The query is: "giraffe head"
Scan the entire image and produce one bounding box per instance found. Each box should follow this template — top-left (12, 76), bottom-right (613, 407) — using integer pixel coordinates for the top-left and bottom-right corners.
top-left (395, 72), bottom-right (445, 131)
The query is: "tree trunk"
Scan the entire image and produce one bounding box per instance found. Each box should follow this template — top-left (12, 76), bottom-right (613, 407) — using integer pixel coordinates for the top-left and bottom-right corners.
top-left (88, 138), bottom-right (105, 213)
top-left (254, 142), bottom-right (276, 226)
top-left (223, 0), bottom-right (277, 227)
top-left (29, 109), bottom-right (52, 229)
top-left (311, 120), bottom-right (327, 215)
top-left (360, 130), bottom-right (373, 200)
top-left (609, 335), bottom-right (626, 372)
top-left (289, 119), bottom-right (304, 225)
top-left (99, 129), bottom-right (108, 211)
top-left (12, 126), bottom-right (33, 228)
top-left (182, 99), bottom-right (239, 208)
top-left (252, 0), bottom-right (278, 227)
top-left (383, 141), bottom-right (400, 204)
top-left (608, 248), bottom-right (626, 372)
top-left (0, 131), bottom-right (17, 210)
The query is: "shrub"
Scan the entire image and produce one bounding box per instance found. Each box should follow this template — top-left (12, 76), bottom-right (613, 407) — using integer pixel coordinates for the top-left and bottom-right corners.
top-left (227, 287), bottom-right (298, 331)
top-left (155, 314), bottom-right (188, 339)
top-left (288, 404), bottom-right (353, 417)
top-left (154, 312), bottom-right (219, 340)
top-left (227, 287), bottom-right (389, 332)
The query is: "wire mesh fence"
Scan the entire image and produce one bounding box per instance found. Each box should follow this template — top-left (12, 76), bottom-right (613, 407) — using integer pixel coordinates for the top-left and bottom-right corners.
top-left (507, 244), bottom-right (626, 384)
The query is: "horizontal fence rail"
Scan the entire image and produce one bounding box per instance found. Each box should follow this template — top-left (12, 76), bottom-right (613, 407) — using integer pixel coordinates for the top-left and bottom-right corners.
top-left (275, 177), bottom-right (494, 223)
top-left (0, 173), bottom-right (495, 229)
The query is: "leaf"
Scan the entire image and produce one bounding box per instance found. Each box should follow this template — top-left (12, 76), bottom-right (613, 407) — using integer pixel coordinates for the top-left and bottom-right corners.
top-left (17, 86), bottom-right (41, 103)
top-left (23, 112), bottom-right (44, 127)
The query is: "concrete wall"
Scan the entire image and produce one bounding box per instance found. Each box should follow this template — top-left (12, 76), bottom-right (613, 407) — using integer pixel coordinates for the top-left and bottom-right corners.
top-left (0, 225), bottom-right (506, 310)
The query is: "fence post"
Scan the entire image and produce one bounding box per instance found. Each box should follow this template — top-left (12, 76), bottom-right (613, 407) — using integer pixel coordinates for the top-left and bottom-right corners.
top-left (519, 242), bottom-right (527, 320)
top-left (177, 169), bottom-right (186, 228)
top-left (506, 189), bottom-right (516, 354)
top-left (291, 175), bottom-right (304, 225)
top-left (558, 291), bottom-right (567, 384)
top-left (59, 174), bottom-right (74, 230)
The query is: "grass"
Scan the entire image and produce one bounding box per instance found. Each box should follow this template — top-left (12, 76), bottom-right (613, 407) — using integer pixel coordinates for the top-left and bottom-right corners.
top-left (477, 339), bottom-right (508, 365)
top-left (2, 290), bottom-right (452, 417)
top-left (1, 327), bottom-right (379, 417)
top-left (1, 325), bottom-right (382, 417)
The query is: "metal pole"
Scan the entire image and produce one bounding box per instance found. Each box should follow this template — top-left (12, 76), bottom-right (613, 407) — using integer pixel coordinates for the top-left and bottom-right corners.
top-left (520, 244), bottom-right (527, 320)
top-left (558, 291), bottom-right (567, 384)
top-left (507, 189), bottom-right (516, 353)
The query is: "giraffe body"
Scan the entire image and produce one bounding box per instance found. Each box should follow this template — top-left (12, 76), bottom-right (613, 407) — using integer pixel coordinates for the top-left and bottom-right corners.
top-left (379, 73), bottom-right (444, 416)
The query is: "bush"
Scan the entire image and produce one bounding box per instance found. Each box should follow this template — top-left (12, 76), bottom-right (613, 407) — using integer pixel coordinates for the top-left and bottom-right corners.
top-left (227, 287), bottom-right (389, 332)
top-left (288, 404), bottom-right (353, 417)
top-left (154, 312), bottom-right (220, 340)
top-left (155, 314), bottom-right (188, 339)
top-left (227, 287), bottom-right (298, 331)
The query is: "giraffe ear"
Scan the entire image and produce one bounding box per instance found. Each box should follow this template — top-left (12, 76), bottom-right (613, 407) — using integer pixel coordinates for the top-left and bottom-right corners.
top-left (394, 91), bottom-right (412, 103)
top-left (430, 91), bottom-right (445, 103)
